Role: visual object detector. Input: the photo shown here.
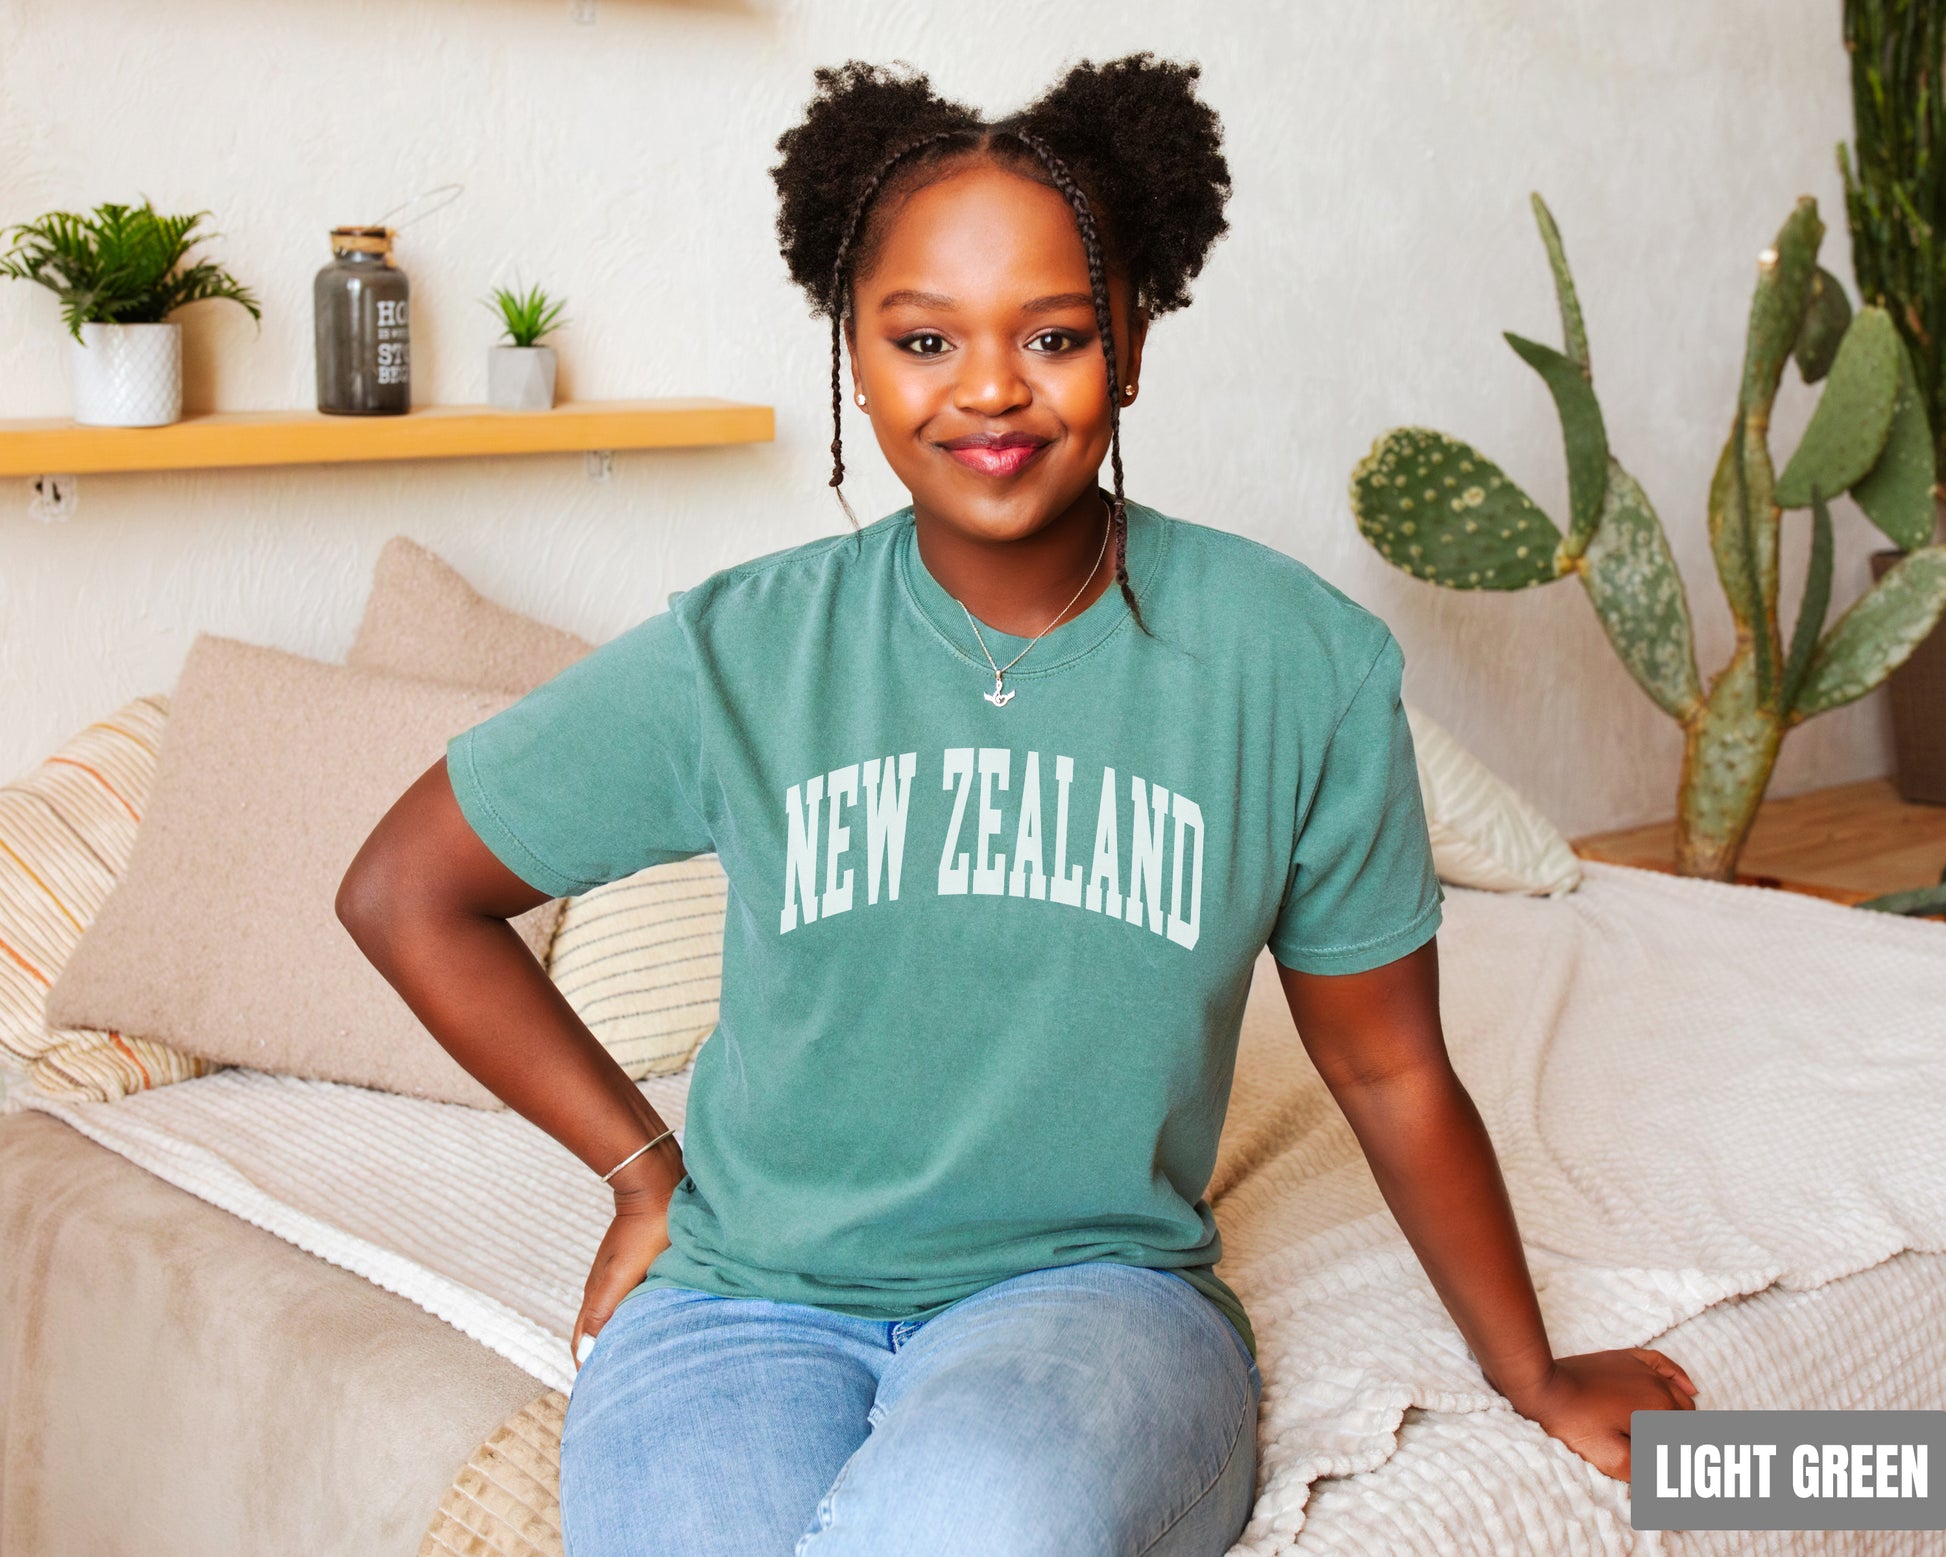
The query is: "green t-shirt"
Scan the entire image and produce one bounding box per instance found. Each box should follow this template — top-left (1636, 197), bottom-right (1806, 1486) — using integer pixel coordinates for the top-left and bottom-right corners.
top-left (445, 500), bottom-right (1444, 1359)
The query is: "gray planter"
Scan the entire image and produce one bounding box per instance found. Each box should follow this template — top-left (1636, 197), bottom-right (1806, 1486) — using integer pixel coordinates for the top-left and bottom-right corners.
top-left (487, 345), bottom-right (557, 410)
top-left (1873, 537), bottom-right (1946, 806)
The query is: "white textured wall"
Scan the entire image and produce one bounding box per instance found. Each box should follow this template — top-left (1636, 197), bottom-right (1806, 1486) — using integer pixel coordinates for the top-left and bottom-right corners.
top-left (0, 0), bottom-right (1884, 835)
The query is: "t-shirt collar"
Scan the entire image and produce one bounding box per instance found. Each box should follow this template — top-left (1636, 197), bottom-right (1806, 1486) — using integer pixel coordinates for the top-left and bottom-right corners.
top-left (894, 495), bottom-right (1163, 683)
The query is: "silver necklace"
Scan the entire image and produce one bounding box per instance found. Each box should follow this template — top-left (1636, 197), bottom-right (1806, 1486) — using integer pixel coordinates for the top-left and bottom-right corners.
top-left (954, 512), bottom-right (1112, 708)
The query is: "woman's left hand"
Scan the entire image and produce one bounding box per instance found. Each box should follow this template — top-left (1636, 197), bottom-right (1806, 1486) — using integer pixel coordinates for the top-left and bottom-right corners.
top-left (1498, 1349), bottom-right (1698, 1482)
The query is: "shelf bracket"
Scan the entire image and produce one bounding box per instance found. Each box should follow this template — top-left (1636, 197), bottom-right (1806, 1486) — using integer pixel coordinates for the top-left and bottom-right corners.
top-left (585, 449), bottom-right (614, 484)
top-left (27, 474), bottom-right (78, 523)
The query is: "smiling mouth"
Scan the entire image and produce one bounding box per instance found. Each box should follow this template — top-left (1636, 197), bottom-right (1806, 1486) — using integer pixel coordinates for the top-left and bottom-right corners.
top-left (937, 433), bottom-right (1050, 479)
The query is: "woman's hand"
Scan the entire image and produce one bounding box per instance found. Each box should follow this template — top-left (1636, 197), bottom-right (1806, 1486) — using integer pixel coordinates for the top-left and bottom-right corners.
top-left (1498, 1348), bottom-right (1698, 1482)
top-left (569, 1142), bottom-right (686, 1372)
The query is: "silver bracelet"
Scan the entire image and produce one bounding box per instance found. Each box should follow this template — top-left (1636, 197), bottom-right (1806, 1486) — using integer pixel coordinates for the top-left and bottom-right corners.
top-left (600, 1126), bottom-right (676, 1183)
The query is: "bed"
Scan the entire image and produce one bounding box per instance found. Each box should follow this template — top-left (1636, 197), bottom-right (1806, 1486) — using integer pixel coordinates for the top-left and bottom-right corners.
top-left (5, 859), bottom-right (1942, 1555)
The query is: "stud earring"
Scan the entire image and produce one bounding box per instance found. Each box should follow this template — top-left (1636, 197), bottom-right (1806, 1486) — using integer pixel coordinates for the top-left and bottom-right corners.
top-left (1123, 384), bottom-right (1137, 401)
top-left (854, 391), bottom-right (867, 409)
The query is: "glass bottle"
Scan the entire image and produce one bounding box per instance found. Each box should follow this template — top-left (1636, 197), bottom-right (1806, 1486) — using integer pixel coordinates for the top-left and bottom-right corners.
top-left (314, 227), bottom-right (410, 415)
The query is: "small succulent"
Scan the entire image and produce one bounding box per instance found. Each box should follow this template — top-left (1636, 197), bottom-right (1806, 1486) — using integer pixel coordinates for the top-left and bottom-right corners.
top-left (486, 282), bottom-right (568, 349)
top-left (0, 200), bottom-right (262, 340)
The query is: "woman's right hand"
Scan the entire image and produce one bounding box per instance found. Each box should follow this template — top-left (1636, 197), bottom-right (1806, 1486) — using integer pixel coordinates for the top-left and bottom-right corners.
top-left (570, 1143), bottom-right (686, 1371)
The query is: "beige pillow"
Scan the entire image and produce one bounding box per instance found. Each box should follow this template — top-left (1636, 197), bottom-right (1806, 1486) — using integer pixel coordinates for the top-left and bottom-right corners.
top-left (1403, 703), bottom-right (1582, 895)
top-left (350, 536), bottom-right (724, 1077)
top-left (0, 694), bottom-right (215, 1101)
top-left (45, 635), bottom-right (565, 1109)
top-left (347, 535), bottom-right (593, 693)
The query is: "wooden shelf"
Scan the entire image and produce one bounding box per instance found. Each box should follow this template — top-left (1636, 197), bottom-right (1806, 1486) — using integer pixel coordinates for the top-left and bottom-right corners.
top-left (0, 398), bottom-right (773, 477)
top-left (1573, 778), bottom-right (1946, 906)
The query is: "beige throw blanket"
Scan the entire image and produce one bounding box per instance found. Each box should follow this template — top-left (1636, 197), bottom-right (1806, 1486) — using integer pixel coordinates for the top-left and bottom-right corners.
top-left (26, 863), bottom-right (1946, 1554)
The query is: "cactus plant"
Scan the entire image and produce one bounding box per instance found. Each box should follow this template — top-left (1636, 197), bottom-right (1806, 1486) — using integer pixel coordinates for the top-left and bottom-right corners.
top-left (1350, 195), bottom-right (1946, 880)
top-left (1840, 0), bottom-right (1946, 490)
top-left (1858, 868), bottom-right (1946, 918)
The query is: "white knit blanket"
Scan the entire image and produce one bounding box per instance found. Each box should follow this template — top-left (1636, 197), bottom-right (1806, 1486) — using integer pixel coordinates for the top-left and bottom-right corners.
top-left (22, 862), bottom-right (1946, 1553)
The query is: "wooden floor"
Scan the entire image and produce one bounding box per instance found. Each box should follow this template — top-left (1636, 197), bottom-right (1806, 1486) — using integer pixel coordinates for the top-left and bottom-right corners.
top-left (1572, 778), bottom-right (1946, 905)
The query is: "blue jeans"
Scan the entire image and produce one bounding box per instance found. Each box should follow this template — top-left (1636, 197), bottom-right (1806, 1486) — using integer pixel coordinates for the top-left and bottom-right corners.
top-left (559, 1261), bottom-right (1261, 1557)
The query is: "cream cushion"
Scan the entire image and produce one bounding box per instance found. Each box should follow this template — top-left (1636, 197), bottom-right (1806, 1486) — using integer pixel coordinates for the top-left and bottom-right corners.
top-left (0, 694), bottom-right (214, 1102)
top-left (350, 536), bottom-right (725, 1078)
top-left (44, 635), bottom-right (565, 1109)
top-left (546, 858), bottom-right (726, 1078)
top-left (1403, 703), bottom-right (1582, 895)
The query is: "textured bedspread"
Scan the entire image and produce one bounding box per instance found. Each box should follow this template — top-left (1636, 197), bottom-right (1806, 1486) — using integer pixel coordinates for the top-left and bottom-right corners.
top-left (21, 862), bottom-right (1946, 1553)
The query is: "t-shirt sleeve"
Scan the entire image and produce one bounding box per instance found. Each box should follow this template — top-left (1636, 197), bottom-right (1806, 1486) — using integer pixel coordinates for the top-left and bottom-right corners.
top-left (443, 606), bottom-right (713, 899)
top-left (1266, 628), bottom-right (1445, 974)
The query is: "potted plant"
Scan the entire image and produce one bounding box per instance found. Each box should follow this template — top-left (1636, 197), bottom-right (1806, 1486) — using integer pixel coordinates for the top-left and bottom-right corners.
top-left (485, 283), bottom-right (567, 410)
top-left (0, 201), bottom-right (261, 427)
top-left (1840, 0), bottom-right (1946, 803)
top-left (1349, 193), bottom-right (1946, 883)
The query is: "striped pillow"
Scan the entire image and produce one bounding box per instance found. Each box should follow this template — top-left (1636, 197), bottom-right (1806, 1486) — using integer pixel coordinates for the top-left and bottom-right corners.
top-left (0, 695), bottom-right (214, 1100)
top-left (546, 855), bottom-right (726, 1078)
top-left (1403, 702), bottom-right (1582, 896)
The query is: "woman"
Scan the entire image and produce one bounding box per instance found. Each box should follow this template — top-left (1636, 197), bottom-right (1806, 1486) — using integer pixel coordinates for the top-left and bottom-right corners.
top-left (338, 54), bottom-right (1696, 1557)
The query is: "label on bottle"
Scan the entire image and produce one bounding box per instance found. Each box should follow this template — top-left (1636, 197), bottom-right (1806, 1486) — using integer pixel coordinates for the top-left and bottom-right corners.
top-left (375, 298), bottom-right (410, 386)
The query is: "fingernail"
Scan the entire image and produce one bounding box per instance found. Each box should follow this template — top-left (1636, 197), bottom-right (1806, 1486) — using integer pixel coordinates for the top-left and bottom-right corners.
top-left (576, 1332), bottom-right (596, 1365)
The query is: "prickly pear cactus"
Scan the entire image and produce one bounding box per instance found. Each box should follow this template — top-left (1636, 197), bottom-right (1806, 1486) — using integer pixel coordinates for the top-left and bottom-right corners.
top-left (1576, 461), bottom-right (1702, 721)
top-left (1849, 337), bottom-right (1937, 550)
top-left (1793, 266), bottom-right (1853, 383)
top-left (1349, 193), bottom-right (1946, 881)
top-left (1858, 870), bottom-right (1946, 918)
top-left (1774, 307), bottom-right (1900, 509)
top-left (1350, 431), bottom-right (1568, 588)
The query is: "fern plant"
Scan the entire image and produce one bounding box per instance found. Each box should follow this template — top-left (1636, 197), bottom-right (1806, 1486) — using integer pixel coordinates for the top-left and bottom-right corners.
top-left (0, 201), bottom-right (261, 340)
top-left (486, 282), bottom-right (568, 348)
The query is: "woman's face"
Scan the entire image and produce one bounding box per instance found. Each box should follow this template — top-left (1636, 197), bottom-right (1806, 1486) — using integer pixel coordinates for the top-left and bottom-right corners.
top-left (848, 158), bottom-right (1146, 545)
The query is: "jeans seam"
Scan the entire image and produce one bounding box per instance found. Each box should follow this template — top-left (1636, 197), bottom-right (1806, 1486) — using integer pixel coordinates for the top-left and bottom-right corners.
top-left (1133, 1378), bottom-right (1256, 1557)
top-left (797, 1435), bottom-right (869, 1553)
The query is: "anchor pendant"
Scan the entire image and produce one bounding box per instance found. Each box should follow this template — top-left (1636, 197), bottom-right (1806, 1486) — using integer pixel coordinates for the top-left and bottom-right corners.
top-left (984, 676), bottom-right (1016, 708)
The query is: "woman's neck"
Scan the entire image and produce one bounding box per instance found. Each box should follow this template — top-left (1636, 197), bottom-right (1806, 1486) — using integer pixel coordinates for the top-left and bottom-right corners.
top-left (912, 487), bottom-right (1116, 638)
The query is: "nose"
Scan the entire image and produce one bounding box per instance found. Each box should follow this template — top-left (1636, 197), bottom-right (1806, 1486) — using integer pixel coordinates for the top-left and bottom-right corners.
top-left (952, 336), bottom-right (1030, 418)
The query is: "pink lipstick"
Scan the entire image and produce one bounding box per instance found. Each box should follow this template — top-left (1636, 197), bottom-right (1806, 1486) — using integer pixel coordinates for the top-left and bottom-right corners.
top-left (938, 431), bottom-right (1050, 478)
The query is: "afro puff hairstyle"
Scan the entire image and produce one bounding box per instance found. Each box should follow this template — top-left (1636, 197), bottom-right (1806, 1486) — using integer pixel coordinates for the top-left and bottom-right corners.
top-left (770, 54), bottom-right (1232, 618)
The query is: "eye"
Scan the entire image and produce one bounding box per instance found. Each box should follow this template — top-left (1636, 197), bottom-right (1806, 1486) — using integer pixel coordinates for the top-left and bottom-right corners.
top-left (1025, 330), bottom-right (1082, 354)
top-left (896, 332), bottom-right (951, 356)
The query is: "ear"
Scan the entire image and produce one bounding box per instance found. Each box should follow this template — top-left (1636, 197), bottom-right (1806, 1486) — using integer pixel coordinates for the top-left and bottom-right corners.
top-left (843, 317), bottom-right (866, 402)
top-left (1120, 304), bottom-right (1151, 404)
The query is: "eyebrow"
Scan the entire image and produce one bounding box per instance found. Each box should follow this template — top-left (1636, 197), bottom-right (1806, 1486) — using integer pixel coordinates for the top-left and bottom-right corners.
top-left (877, 289), bottom-right (955, 311)
top-left (875, 289), bottom-right (1097, 315)
top-left (1022, 292), bottom-right (1096, 315)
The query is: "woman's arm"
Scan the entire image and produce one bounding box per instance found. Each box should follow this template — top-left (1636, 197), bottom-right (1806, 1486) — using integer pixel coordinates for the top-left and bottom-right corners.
top-left (336, 755), bottom-right (685, 1367)
top-left (1277, 937), bottom-right (1696, 1481)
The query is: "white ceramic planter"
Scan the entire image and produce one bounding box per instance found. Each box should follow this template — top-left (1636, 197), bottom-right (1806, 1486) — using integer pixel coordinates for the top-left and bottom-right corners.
top-left (488, 345), bottom-right (558, 410)
top-left (69, 321), bottom-right (183, 427)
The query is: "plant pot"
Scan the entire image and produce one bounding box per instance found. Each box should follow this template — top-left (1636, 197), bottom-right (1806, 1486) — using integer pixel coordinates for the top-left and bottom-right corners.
top-left (68, 321), bottom-right (183, 427)
top-left (487, 345), bottom-right (557, 411)
top-left (1871, 545), bottom-right (1946, 805)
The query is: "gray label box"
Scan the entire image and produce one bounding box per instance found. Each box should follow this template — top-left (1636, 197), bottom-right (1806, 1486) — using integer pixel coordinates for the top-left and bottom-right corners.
top-left (1631, 1410), bottom-right (1942, 1531)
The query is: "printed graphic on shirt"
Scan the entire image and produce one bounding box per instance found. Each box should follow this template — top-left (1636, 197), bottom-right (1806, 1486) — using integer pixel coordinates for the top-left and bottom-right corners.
top-left (779, 748), bottom-right (1205, 951)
